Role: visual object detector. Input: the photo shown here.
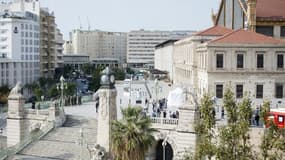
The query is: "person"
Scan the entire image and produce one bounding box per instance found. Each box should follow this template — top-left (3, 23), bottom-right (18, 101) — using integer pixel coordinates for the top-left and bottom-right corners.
top-left (163, 111), bottom-right (166, 118)
top-left (255, 112), bottom-right (260, 126)
top-left (221, 107), bottom-right (224, 119)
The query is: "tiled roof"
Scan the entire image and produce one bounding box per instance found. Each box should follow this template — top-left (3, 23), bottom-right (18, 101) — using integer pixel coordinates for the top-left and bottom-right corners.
top-left (256, 0), bottom-right (285, 21)
top-left (193, 25), bottom-right (233, 36)
top-left (209, 29), bottom-right (285, 44)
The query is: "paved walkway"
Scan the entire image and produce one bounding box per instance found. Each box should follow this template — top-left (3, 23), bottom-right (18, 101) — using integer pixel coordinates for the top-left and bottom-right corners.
top-left (10, 102), bottom-right (98, 160)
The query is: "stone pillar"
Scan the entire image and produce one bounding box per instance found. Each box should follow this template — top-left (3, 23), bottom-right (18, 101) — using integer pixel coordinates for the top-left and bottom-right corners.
top-left (96, 67), bottom-right (117, 158)
top-left (97, 88), bottom-right (117, 152)
top-left (175, 104), bottom-right (198, 156)
top-left (7, 83), bottom-right (27, 147)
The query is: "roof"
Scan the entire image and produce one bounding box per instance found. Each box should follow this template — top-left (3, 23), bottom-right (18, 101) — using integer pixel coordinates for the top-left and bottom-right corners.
top-left (256, 0), bottom-right (285, 21)
top-left (209, 29), bottom-right (285, 44)
top-left (155, 39), bottom-right (178, 49)
top-left (193, 25), bottom-right (233, 36)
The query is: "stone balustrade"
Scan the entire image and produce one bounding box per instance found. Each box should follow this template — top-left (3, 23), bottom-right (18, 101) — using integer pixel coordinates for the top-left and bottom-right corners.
top-left (151, 117), bottom-right (179, 125)
top-left (150, 117), bottom-right (179, 130)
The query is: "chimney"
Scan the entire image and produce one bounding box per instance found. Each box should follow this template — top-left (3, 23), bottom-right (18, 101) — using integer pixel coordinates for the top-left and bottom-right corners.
top-left (246, 0), bottom-right (257, 31)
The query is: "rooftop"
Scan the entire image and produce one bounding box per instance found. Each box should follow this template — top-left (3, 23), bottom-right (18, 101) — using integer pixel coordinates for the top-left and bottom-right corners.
top-left (193, 25), bottom-right (233, 36)
top-left (256, 0), bottom-right (285, 21)
top-left (209, 29), bottom-right (285, 44)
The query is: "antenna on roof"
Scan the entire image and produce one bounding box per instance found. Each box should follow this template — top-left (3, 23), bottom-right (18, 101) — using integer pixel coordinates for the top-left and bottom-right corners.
top-left (87, 16), bottom-right (90, 31)
top-left (78, 16), bottom-right (82, 30)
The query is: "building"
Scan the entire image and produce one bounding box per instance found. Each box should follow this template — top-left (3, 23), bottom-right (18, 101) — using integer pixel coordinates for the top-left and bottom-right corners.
top-left (154, 40), bottom-right (178, 82)
top-left (40, 8), bottom-right (56, 78)
top-left (173, 26), bottom-right (233, 86)
top-left (55, 27), bottom-right (63, 69)
top-left (174, 25), bottom-right (285, 108)
top-left (64, 29), bottom-right (127, 65)
top-left (0, 1), bottom-right (40, 87)
top-left (127, 30), bottom-right (194, 69)
top-left (62, 54), bottom-right (89, 70)
top-left (213, 0), bottom-right (285, 38)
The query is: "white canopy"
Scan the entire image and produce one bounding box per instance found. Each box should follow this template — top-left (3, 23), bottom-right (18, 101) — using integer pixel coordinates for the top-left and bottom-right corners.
top-left (167, 87), bottom-right (185, 111)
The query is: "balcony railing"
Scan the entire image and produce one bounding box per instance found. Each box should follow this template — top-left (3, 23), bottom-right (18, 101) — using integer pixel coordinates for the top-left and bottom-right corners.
top-left (150, 117), bottom-right (178, 125)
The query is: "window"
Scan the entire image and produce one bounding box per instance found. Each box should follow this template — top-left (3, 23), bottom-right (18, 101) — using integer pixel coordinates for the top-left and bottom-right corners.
top-left (236, 84), bottom-right (243, 98)
top-left (256, 26), bottom-right (273, 37)
top-left (237, 54), bottom-right (244, 68)
top-left (256, 85), bottom-right (263, 98)
top-left (281, 26), bottom-right (285, 37)
top-left (216, 54), bottom-right (224, 68)
top-left (278, 115), bottom-right (284, 123)
top-left (275, 84), bottom-right (283, 98)
top-left (257, 54), bottom-right (264, 68)
top-left (277, 54), bottom-right (284, 69)
top-left (216, 84), bottom-right (223, 98)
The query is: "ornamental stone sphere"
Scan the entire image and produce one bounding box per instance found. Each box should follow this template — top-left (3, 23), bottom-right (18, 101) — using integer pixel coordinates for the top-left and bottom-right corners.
top-left (100, 67), bottom-right (115, 89)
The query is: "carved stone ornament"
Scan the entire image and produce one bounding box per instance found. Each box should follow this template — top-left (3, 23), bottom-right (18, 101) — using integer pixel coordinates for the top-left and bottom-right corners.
top-left (100, 67), bottom-right (115, 89)
top-left (100, 92), bottom-right (108, 119)
top-left (8, 82), bottom-right (23, 98)
top-left (88, 144), bottom-right (106, 160)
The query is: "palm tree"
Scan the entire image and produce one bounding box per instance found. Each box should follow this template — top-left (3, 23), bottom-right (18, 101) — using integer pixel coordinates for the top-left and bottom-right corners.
top-left (111, 106), bottom-right (156, 160)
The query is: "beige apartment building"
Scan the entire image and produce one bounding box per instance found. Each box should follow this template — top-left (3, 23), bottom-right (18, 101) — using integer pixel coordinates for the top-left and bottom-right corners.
top-left (174, 25), bottom-right (285, 108)
top-left (64, 29), bottom-right (127, 65)
top-left (40, 8), bottom-right (56, 78)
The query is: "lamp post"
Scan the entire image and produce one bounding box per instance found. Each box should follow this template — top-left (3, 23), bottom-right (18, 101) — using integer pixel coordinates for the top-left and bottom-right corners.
top-left (162, 136), bottom-right (168, 160)
top-left (57, 75), bottom-right (67, 110)
top-left (128, 75), bottom-right (132, 105)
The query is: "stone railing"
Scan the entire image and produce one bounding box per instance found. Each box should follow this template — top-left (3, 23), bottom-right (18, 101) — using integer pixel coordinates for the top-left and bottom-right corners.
top-left (150, 117), bottom-right (179, 130)
top-left (0, 122), bottom-right (54, 160)
top-left (151, 117), bottom-right (179, 125)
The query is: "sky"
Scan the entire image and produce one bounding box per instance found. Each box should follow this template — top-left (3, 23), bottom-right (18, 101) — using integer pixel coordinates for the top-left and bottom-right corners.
top-left (39, 0), bottom-right (220, 40)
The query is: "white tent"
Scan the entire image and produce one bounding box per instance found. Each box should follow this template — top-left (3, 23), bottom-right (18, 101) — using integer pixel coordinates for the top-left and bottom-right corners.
top-left (167, 87), bottom-right (185, 111)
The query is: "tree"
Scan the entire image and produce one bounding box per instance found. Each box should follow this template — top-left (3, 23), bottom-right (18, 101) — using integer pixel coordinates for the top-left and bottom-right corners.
top-left (194, 94), bottom-right (216, 160)
top-left (81, 63), bottom-right (94, 75)
top-left (113, 68), bottom-right (125, 80)
top-left (111, 106), bottom-right (155, 160)
top-left (260, 101), bottom-right (285, 160)
top-left (0, 85), bottom-right (10, 104)
top-left (89, 68), bottom-right (103, 92)
top-left (216, 89), bottom-right (254, 160)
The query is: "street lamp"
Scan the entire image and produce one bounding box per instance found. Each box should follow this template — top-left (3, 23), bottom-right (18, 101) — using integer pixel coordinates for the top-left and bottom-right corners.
top-left (128, 76), bottom-right (132, 105)
top-left (57, 75), bottom-right (67, 110)
top-left (162, 136), bottom-right (168, 160)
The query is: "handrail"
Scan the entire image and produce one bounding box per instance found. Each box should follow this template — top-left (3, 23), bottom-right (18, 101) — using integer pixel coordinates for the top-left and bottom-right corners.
top-left (0, 122), bottom-right (54, 160)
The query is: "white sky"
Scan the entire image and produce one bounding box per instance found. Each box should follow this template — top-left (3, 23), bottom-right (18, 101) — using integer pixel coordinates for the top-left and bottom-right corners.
top-left (39, 0), bottom-right (220, 40)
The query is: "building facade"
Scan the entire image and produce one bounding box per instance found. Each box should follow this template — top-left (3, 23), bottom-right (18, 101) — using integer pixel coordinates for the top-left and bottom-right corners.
top-left (40, 8), bottom-right (56, 78)
top-left (213, 0), bottom-right (285, 39)
top-left (173, 26), bottom-right (233, 86)
top-left (64, 29), bottom-right (127, 65)
top-left (154, 40), bottom-right (178, 82)
top-left (55, 27), bottom-right (63, 69)
top-left (174, 26), bottom-right (285, 108)
top-left (62, 54), bottom-right (89, 70)
top-left (127, 30), bottom-right (194, 69)
top-left (0, 3), bottom-right (40, 87)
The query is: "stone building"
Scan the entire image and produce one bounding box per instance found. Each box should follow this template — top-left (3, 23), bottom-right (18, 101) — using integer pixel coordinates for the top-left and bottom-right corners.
top-left (174, 25), bottom-right (285, 108)
top-left (173, 26), bottom-right (232, 87)
top-left (154, 39), bottom-right (178, 82)
top-left (213, 0), bottom-right (285, 38)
